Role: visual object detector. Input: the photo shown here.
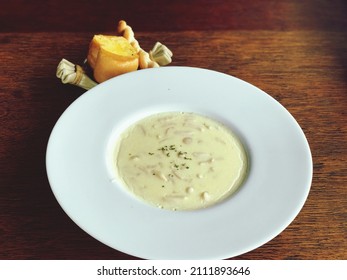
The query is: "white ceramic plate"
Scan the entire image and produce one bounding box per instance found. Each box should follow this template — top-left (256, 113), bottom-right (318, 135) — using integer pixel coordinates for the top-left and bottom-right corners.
top-left (46, 67), bottom-right (312, 259)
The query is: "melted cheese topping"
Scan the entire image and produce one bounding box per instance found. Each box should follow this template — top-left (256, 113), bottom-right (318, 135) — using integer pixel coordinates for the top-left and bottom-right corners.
top-left (113, 112), bottom-right (248, 210)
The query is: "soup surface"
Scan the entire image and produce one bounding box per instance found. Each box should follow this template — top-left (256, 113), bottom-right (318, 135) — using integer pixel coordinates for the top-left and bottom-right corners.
top-left (113, 112), bottom-right (248, 210)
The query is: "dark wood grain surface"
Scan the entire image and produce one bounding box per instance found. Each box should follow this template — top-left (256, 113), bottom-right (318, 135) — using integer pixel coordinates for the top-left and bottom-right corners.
top-left (0, 0), bottom-right (346, 260)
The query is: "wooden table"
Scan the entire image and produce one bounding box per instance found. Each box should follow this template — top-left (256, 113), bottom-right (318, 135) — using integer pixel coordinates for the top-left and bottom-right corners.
top-left (0, 0), bottom-right (346, 260)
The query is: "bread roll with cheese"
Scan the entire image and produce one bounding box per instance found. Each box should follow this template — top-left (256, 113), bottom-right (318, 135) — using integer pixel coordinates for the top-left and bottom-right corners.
top-left (87, 35), bottom-right (139, 83)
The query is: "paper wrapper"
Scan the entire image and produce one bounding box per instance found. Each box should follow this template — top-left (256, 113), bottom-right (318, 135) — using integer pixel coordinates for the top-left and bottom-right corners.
top-left (56, 59), bottom-right (97, 90)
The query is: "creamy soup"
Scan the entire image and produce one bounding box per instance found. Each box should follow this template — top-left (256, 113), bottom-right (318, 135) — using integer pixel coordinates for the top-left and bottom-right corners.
top-left (113, 112), bottom-right (248, 210)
